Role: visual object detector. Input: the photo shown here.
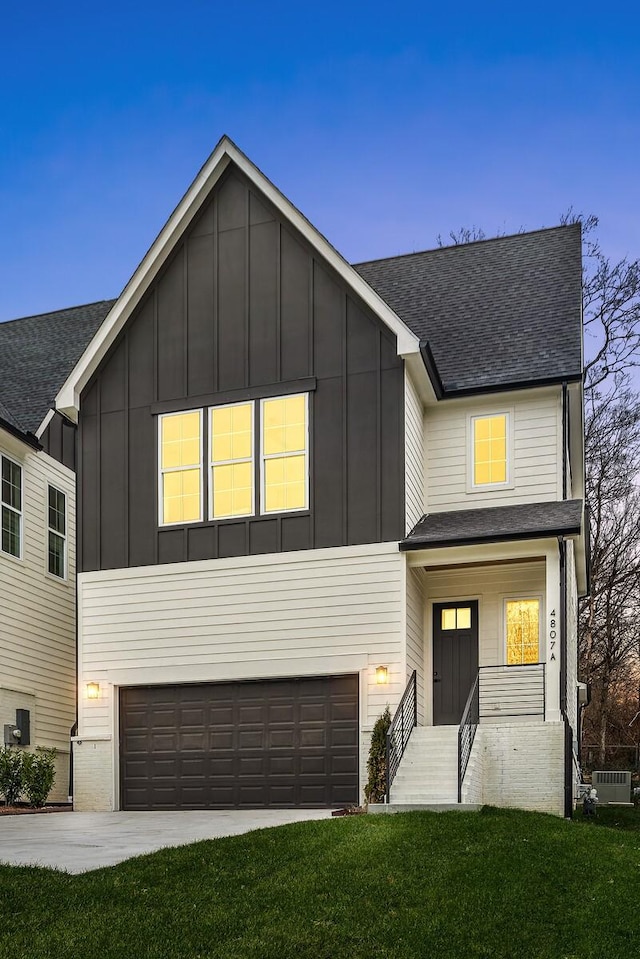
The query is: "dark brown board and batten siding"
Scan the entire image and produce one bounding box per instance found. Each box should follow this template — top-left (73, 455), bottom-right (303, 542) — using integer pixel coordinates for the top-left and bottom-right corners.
top-left (40, 412), bottom-right (77, 472)
top-left (78, 166), bottom-right (404, 572)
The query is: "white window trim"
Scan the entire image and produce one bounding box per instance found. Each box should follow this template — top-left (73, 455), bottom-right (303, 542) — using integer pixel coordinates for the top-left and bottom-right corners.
top-left (503, 594), bottom-right (543, 667)
top-left (1, 454), bottom-right (23, 560)
top-left (157, 409), bottom-right (204, 527)
top-left (46, 485), bottom-right (67, 580)
top-left (208, 401), bottom-right (255, 520)
top-left (259, 392), bottom-right (309, 515)
top-left (467, 409), bottom-right (514, 493)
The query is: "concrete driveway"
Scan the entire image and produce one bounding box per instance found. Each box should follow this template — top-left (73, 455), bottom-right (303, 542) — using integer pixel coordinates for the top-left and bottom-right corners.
top-left (0, 808), bottom-right (333, 873)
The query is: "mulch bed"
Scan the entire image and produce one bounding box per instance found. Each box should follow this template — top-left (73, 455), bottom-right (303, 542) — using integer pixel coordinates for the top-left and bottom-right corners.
top-left (0, 805), bottom-right (71, 816)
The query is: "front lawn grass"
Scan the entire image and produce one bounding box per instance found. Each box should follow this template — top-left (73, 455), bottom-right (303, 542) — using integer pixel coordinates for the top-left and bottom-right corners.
top-left (1, 806), bottom-right (639, 959)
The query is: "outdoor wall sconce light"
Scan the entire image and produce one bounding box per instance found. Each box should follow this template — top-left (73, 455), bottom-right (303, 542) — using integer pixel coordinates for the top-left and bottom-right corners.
top-left (376, 666), bottom-right (388, 685)
top-left (86, 682), bottom-right (100, 700)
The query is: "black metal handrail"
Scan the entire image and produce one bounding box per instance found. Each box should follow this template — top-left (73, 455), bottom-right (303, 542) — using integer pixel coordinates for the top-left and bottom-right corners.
top-left (385, 670), bottom-right (417, 803)
top-left (458, 671), bottom-right (480, 803)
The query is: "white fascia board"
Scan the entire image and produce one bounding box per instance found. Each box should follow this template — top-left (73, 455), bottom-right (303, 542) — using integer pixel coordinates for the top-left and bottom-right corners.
top-left (35, 407), bottom-right (56, 439)
top-left (405, 352), bottom-right (438, 405)
top-left (405, 538), bottom-right (560, 569)
top-left (56, 136), bottom-right (419, 421)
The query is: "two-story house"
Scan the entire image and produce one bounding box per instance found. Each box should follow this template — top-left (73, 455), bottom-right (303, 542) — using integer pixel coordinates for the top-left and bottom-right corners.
top-left (53, 137), bottom-right (587, 816)
top-left (0, 302), bottom-right (111, 801)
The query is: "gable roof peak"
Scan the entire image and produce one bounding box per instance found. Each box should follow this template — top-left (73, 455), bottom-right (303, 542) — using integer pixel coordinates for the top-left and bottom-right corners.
top-left (55, 138), bottom-right (420, 421)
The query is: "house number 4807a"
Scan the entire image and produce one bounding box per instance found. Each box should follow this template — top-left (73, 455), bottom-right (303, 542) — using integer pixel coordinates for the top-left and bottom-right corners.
top-left (549, 609), bottom-right (557, 661)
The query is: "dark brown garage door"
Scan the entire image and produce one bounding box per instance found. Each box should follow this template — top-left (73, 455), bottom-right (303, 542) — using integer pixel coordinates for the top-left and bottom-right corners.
top-left (119, 675), bottom-right (359, 810)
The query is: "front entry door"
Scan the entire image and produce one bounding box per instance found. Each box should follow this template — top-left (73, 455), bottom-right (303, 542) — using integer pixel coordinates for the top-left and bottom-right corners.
top-left (433, 601), bottom-right (479, 725)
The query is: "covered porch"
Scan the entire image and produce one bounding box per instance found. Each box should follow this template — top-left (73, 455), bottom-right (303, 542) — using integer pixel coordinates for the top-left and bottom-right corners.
top-left (382, 500), bottom-right (584, 813)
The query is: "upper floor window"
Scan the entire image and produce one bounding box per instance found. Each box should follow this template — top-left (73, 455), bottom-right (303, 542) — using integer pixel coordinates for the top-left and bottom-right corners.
top-left (158, 393), bottom-right (309, 526)
top-left (261, 394), bottom-right (308, 513)
top-left (48, 486), bottom-right (66, 579)
top-left (159, 411), bottom-right (203, 526)
top-left (505, 598), bottom-right (540, 665)
top-left (469, 412), bottom-right (511, 489)
top-left (1, 455), bottom-right (22, 558)
top-left (210, 402), bottom-right (254, 519)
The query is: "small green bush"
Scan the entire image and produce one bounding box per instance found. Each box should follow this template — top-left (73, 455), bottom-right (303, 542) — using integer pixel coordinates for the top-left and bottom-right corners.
top-left (0, 747), bottom-right (24, 806)
top-left (364, 706), bottom-right (391, 804)
top-left (22, 748), bottom-right (57, 808)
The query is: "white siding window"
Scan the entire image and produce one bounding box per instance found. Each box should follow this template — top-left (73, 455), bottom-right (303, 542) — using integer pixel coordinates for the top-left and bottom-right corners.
top-left (47, 486), bottom-right (66, 579)
top-left (468, 411), bottom-right (513, 491)
top-left (1, 455), bottom-right (22, 558)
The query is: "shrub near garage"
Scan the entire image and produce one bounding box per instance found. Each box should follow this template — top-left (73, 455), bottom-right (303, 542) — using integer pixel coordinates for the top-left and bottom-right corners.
top-left (0, 747), bottom-right (24, 806)
top-left (22, 747), bottom-right (57, 807)
top-left (0, 745), bottom-right (57, 807)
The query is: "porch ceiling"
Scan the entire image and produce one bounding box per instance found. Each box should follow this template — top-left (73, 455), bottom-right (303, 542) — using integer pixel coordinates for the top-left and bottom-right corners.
top-left (400, 500), bottom-right (583, 551)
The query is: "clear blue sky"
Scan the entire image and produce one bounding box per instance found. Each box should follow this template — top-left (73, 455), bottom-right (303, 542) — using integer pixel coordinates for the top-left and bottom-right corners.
top-left (1, 1), bottom-right (639, 321)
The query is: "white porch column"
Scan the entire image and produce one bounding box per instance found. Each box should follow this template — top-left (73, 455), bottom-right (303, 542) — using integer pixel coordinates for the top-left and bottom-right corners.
top-left (544, 544), bottom-right (562, 722)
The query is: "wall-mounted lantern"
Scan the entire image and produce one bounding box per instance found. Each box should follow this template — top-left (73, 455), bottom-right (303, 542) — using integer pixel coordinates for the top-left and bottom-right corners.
top-left (375, 665), bottom-right (389, 685)
top-left (86, 682), bottom-right (100, 700)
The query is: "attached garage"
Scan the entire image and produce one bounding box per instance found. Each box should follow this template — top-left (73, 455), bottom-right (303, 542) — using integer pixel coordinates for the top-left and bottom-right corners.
top-left (119, 675), bottom-right (359, 810)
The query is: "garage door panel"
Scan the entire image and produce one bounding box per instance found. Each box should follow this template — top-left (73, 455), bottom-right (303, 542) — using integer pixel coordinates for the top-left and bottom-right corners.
top-left (120, 675), bottom-right (358, 809)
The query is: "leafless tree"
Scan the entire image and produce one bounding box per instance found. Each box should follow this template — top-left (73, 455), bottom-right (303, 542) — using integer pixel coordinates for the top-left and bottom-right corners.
top-left (579, 388), bottom-right (640, 763)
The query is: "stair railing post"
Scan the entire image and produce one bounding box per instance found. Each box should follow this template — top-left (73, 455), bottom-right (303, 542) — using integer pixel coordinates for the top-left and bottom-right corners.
top-left (385, 733), bottom-right (390, 804)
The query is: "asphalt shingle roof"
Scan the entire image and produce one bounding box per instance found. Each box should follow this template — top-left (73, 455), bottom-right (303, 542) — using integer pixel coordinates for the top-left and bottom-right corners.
top-left (400, 500), bottom-right (583, 550)
top-left (0, 300), bottom-right (115, 435)
top-left (355, 225), bottom-right (582, 394)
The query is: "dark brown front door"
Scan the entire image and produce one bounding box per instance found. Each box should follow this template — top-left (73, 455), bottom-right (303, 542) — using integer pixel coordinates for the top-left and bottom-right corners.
top-left (433, 601), bottom-right (479, 725)
top-left (119, 675), bottom-right (359, 810)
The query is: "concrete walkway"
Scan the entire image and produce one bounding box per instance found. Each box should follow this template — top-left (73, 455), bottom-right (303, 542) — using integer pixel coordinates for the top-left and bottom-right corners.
top-left (0, 808), bottom-right (333, 873)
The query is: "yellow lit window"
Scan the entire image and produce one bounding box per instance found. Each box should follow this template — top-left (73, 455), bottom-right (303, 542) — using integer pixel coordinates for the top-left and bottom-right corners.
top-left (473, 414), bottom-right (508, 486)
top-left (159, 411), bottom-right (202, 524)
top-left (506, 599), bottom-right (540, 665)
top-left (262, 394), bottom-right (308, 513)
top-left (441, 607), bottom-right (472, 630)
top-left (210, 403), bottom-right (254, 518)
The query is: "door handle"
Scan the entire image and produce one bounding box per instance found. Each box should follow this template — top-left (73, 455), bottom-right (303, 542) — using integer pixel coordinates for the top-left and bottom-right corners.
top-left (433, 672), bottom-right (441, 683)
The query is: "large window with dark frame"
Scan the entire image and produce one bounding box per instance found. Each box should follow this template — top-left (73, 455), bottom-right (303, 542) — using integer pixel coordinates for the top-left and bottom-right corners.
top-left (158, 393), bottom-right (309, 526)
top-left (47, 485), bottom-right (66, 579)
top-left (1, 455), bottom-right (22, 558)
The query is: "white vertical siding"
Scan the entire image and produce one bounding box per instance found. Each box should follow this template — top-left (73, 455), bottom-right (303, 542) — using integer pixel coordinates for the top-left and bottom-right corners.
top-left (425, 387), bottom-right (562, 512)
top-left (406, 566), bottom-right (425, 724)
top-left (0, 436), bottom-right (76, 803)
top-left (566, 540), bottom-right (579, 732)
top-left (404, 370), bottom-right (425, 533)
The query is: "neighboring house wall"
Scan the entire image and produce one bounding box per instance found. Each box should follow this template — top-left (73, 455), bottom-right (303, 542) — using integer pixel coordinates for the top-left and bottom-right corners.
top-left (77, 169), bottom-right (404, 574)
top-left (425, 387), bottom-right (562, 513)
top-left (404, 371), bottom-right (424, 533)
top-left (0, 434), bottom-right (76, 803)
top-left (76, 542), bottom-right (405, 809)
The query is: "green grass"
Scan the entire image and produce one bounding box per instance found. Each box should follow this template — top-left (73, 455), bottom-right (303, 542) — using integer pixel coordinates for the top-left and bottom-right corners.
top-left (1, 807), bottom-right (639, 959)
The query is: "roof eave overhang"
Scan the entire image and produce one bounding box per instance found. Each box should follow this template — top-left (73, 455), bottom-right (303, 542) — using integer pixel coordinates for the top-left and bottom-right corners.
top-left (55, 137), bottom-right (420, 422)
top-left (400, 524), bottom-right (582, 552)
top-left (0, 418), bottom-right (41, 452)
top-left (436, 372), bottom-right (583, 401)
